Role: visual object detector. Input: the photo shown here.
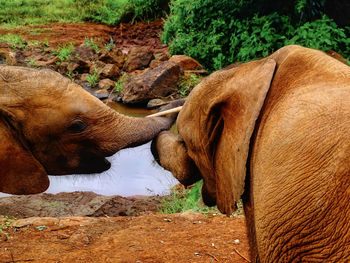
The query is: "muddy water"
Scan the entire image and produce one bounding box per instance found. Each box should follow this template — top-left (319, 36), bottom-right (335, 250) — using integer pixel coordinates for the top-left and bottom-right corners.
top-left (46, 102), bottom-right (178, 197)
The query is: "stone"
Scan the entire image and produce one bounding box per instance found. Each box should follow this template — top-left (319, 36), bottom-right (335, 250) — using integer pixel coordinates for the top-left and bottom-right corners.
top-left (123, 46), bottom-right (154, 72)
top-left (120, 61), bottom-right (183, 104)
top-left (168, 55), bottom-right (204, 70)
top-left (35, 56), bottom-right (60, 67)
top-left (72, 44), bottom-right (96, 62)
top-left (80, 73), bottom-right (90, 82)
top-left (6, 51), bottom-right (17, 66)
top-left (149, 59), bottom-right (163, 69)
top-left (68, 44), bottom-right (96, 73)
top-left (98, 78), bottom-right (115, 90)
top-left (94, 89), bottom-right (110, 100)
top-left (98, 48), bottom-right (125, 68)
top-left (0, 44), bottom-right (18, 65)
top-left (67, 62), bottom-right (79, 72)
top-left (99, 63), bottom-right (120, 78)
top-left (90, 61), bottom-right (106, 75)
top-left (147, 99), bottom-right (168, 109)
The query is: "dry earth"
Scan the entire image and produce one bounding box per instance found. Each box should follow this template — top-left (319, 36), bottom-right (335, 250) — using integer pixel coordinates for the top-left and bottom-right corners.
top-left (0, 21), bottom-right (251, 262)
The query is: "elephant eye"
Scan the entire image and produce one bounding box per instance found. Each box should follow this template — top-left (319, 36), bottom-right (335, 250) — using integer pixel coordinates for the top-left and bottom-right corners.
top-left (68, 120), bottom-right (87, 133)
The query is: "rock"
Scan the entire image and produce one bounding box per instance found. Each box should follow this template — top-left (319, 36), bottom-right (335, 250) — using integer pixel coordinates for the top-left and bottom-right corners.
top-left (147, 99), bottom-right (168, 109)
top-left (98, 48), bottom-right (125, 68)
top-left (90, 61), bottom-right (106, 75)
top-left (98, 78), bottom-right (115, 90)
top-left (6, 51), bottom-right (17, 66)
top-left (80, 73), bottom-right (90, 82)
top-left (35, 56), bottom-right (60, 67)
top-left (99, 63), bottom-right (120, 78)
top-left (120, 61), bottom-right (183, 104)
top-left (149, 53), bottom-right (169, 69)
top-left (58, 61), bottom-right (69, 75)
top-left (72, 44), bottom-right (96, 62)
top-left (67, 44), bottom-right (95, 73)
top-left (0, 44), bottom-right (18, 65)
top-left (123, 46), bottom-right (154, 72)
top-left (94, 89), bottom-right (110, 100)
top-left (149, 59), bottom-right (163, 69)
top-left (67, 61), bottom-right (79, 72)
top-left (168, 55), bottom-right (204, 70)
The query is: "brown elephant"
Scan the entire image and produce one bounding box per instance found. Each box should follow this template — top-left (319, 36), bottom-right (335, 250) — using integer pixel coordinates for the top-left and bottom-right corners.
top-left (152, 45), bottom-right (350, 262)
top-left (0, 66), bottom-right (183, 195)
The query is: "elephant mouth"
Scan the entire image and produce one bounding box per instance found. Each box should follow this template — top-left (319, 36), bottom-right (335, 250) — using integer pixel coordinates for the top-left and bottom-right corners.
top-left (48, 156), bottom-right (111, 175)
top-left (77, 157), bottom-right (111, 174)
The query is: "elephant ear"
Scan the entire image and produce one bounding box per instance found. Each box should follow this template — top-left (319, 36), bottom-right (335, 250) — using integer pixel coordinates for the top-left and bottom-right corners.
top-left (212, 58), bottom-right (276, 215)
top-left (0, 114), bottom-right (49, 194)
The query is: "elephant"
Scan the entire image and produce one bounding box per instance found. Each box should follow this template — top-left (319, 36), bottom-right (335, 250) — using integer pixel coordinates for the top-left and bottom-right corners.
top-left (151, 45), bottom-right (350, 262)
top-left (0, 65), bottom-right (183, 195)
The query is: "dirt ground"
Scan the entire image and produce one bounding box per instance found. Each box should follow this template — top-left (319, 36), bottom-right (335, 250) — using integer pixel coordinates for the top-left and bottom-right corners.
top-left (0, 21), bottom-right (251, 262)
top-left (0, 20), bottom-right (168, 54)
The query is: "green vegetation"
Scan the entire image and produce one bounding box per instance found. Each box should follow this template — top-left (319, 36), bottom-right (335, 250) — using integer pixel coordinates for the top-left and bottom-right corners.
top-left (104, 37), bottom-right (116, 51)
top-left (178, 74), bottom-right (202, 97)
top-left (0, 216), bottom-right (16, 240)
top-left (52, 43), bottom-right (74, 62)
top-left (158, 180), bottom-right (213, 214)
top-left (0, 0), bottom-right (170, 27)
top-left (115, 73), bottom-right (129, 93)
top-left (0, 0), bottom-right (83, 26)
top-left (162, 0), bottom-right (350, 71)
top-left (86, 68), bottom-right (100, 87)
top-left (84, 37), bottom-right (101, 53)
top-left (158, 180), bottom-right (244, 217)
top-left (0, 34), bottom-right (26, 49)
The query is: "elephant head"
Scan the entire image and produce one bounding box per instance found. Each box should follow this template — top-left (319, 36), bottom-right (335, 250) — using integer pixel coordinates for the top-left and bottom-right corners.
top-left (0, 66), bottom-right (182, 195)
top-left (152, 45), bottom-right (350, 261)
top-left (152, 56), bottom-right (276, 214)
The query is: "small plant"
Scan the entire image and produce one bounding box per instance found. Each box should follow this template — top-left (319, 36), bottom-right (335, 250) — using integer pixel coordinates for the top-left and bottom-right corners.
top-left (115, 74), bottom-right (129, 93)
top-left (52, 43), bottom-right (74, 62)
top-left (66, 70), bottom-right (78, 82)
top-left (178, 74), bottom-right (201, 97)
top-left (0, 216), bottom-right (16, 240)
top-left (0, 33), bottom-right (26, 49)
top-left (84, 37), bottom-right (100, 53)
top-left (86, 68), bottom-right (99, 87)
top-left (103, 37), bottom-right (116, 51)
top-left (28, 59), bottom-right (39, 69)
top-left (158, 180), bottom-right (217, 214)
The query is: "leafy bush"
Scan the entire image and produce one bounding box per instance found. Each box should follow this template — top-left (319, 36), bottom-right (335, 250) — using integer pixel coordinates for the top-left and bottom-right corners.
top-left (162, 0), bottom-right (350, 71)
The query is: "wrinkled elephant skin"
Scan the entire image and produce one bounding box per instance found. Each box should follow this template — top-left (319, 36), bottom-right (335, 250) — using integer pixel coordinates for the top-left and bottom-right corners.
top-left (0, 66), bottom-right (182, 195)
top-left (152, 45), bottom-right (350, 262)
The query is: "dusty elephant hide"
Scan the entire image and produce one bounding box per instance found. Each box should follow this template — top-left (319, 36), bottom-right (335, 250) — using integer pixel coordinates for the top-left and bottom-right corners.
top-left (152, 45), bottom-right (350, 262)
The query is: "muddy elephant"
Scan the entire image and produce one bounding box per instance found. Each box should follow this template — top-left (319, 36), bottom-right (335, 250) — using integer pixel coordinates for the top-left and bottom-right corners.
top-left (0, 66), bottom-right (182, 195)
top-left (152, 45), bottom-right (350, 262)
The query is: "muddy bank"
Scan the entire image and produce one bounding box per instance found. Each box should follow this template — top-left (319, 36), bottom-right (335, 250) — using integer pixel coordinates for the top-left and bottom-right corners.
top-left (0, 191), bottom-right (165, 218)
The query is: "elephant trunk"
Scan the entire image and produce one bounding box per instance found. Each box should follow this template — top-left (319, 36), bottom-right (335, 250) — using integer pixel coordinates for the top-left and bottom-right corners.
top-left (97, 100), bottom-right (185, 156)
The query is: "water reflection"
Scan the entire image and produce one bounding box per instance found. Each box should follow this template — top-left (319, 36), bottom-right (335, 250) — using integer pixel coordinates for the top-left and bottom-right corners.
top-left (44, 101), bottom-right (179, 196)
top-left (46, 142), bottom-right (178, 196)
